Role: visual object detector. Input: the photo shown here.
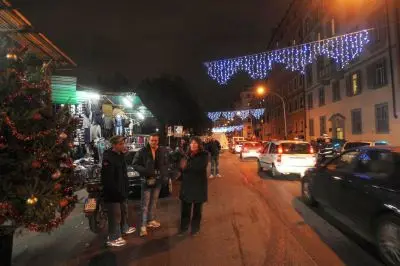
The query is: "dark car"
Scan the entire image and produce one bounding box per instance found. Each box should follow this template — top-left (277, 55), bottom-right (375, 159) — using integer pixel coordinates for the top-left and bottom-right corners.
top-left (301, 146), bottom-right (400, 265)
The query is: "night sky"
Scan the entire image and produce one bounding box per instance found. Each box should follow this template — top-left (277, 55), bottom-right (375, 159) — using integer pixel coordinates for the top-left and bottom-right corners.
top-left (12, 0), bottom-right (291, 111)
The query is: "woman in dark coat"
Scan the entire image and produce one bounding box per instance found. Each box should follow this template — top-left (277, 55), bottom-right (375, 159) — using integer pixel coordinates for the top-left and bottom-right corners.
top-left (179, 137), bottom-right (209, 236)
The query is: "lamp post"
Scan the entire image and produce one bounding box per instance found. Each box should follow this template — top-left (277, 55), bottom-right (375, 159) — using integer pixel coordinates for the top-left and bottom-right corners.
top-left (256, 86), bottom-right (288, 140)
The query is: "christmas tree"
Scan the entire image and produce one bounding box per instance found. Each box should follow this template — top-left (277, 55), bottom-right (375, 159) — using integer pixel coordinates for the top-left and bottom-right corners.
top-left (0, 48), bottom-right (78, 234)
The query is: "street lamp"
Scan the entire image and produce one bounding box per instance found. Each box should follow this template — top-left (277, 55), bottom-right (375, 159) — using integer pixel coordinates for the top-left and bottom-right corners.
top-left (256, 85), bottom-right (288, 140)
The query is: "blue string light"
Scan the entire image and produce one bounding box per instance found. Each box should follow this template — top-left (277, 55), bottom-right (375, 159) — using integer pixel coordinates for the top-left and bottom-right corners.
top-left (212, 125), bottom-right (244, 133)
top-left (204, 30), bottom-right (370, 84)
top-left (207, 108), bottom-right (265, 122)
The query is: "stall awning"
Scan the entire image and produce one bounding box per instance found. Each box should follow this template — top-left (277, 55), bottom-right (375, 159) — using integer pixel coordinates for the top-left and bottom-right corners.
top-left (51, 75), bottom-right (77, 104)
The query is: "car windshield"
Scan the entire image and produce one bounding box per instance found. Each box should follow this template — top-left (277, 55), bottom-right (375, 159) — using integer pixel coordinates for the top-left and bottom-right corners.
top-left (244, 142), bottom-right (261, 148)
top-left (281, 143), bottom-right (311, 154)
top-left (344, 142), bottom-right (370, 150)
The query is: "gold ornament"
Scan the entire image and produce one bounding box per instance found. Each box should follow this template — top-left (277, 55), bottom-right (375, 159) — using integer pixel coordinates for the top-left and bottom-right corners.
top-left (59, 132), bottom-right (68, 140)
top-left (26, 195), bottom-right (38, 205)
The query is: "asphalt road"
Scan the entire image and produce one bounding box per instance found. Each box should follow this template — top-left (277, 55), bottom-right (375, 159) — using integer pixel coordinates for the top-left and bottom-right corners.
top-left (12, 152), bottom-right (383, 266)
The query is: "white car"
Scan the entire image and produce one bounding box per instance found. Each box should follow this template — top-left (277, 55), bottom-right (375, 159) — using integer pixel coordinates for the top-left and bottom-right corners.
top-left (240, 142), bottom-right (263, 159)
top-left (233, 141), bottom-right (245, 154)
top-left (258, 140), bottom-right (316, 178)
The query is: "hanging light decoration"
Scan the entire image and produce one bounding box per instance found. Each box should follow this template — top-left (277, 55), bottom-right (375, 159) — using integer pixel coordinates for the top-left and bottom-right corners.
top-left (204, 29), bottom-right (371, 84)
top-left (212, 125), bottom-right (244, 133)
top-left (207, 108), bottom-right (265, 122)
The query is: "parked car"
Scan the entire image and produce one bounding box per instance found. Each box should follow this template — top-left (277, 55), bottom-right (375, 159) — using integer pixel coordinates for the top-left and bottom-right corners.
top-left (341, 140), bottom-right (389, 153)
top-left (231, 140), bottom-right (245, 154)
top-left (240, 141), bottom-right (263, 160)
top-left (258, 140), bottom-right (316, 178)
top-left (301, 146), bottom-right (400, 266)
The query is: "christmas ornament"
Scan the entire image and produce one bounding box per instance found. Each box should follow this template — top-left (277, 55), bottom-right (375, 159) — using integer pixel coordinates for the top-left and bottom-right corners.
top-left (51, 170), bottom-right (61, 180)
top-left (31, 160), bottom-right (41, 169)
top-left (59, 199), bottom-right (68, 208)
top-left (212, 125), bottom-right (244, 133)
top-left (32, 113), bottom-right (42, 120)
top-left (204, 29), bottom-right (371, 84)
top-left (54, 183), bottom-right (62, 191)
top-left (59, 132), bottom-right (68, 140)
top-left (68, 142), bottom-right (74, 148)
top-left (26, 195), bottom-right (38, 205)
top-left (207, 108), bottom-right (265, 122)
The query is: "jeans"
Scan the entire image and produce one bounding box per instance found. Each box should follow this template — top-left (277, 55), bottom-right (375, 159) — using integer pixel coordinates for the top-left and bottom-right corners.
top-left (105, 200), bottom-right (129, 241)
top-left (141, 183), bottom-right (161, 226)
top-left (115, 126), bottom-right (123, 136)
top-left (180, 201), bottom-right (203, 233)
top-left (210, 155), bottom-right (219, 175)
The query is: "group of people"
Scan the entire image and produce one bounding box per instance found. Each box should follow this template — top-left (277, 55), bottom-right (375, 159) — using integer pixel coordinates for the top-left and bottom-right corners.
top-left (101, 133), bottom-right (221, 247)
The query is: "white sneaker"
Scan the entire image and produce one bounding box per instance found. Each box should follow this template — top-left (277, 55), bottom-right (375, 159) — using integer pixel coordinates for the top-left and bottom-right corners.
top-left (216, 174), bottom-right (222, 178)
top-left (123, 226), bottom-right (136, 235)
top-left (147, 220), bottom-right (161, 228)
top-left (209, 175), bottom-right (215, 179)
top-left (106, 237), bottom-right (127, 247)
top-left (140, 226), bottom-right (148, 237)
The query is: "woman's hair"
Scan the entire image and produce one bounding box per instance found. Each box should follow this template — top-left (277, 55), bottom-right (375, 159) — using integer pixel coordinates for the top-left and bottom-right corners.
top-left (188, 137), bottom-right (204, 153)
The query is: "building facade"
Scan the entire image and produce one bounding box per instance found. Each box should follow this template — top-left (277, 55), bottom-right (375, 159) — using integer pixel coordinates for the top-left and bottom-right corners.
top-left (264, 0), bottom-right (400, 145)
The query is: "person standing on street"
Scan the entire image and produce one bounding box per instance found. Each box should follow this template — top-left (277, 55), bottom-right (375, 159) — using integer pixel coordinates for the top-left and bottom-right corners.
top-left (101, 136), bottom-right (136, 247)
top-left (206, 137), bottom-right (221, 178)
top-left (133, 133), bottom-right (169, 237)
top-left (179, 137), bottom-right (209, 236)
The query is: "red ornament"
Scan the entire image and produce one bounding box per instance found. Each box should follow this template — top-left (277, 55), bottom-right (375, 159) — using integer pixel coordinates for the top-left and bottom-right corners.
top-left (31, 160), bottom-right (41, 169)
top-left (32, 113), bottom-right (42, 120)
top-left (54, 183), bottom-right (62, 191)
top-left (59, 199), bottom-right (68, 208)
top-left (0, 143), bottom-right (6, 150)
top-left (59, 132), bottom-right (68, 140)
top-left (51, 170), bottom-right (61, 180)
top-left (68, 142), bottom-right (74, 148)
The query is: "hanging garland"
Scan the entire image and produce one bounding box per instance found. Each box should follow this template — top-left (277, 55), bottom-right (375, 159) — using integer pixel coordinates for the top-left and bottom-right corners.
top-left (207, 108), bottom-right (265, 122)
top-left (204, 29), bottom-right (371, 84)
top-left (212, 125), bottom-right (244, 133)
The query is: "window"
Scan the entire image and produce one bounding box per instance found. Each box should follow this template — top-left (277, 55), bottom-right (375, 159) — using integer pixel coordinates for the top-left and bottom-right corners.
top-left (351, 109), bottom-right (362, 134)
top-left (319, 87), bottom-right (325, 106)
top-left (299, 75), bottom-right (305, 89)
top-left (280, 142), bottom-right (312, 154)
top-left (346, 71), bottom-right (362, 96)
top-left (307, 92), bottom-right (313, 109)
top-left (332, 80), bottom-right (341, 102)
top-left (320, 116), bottom-right (326, 135)
top-left (368, 59), bottom-right (388, 89)
top-left (375, 102), bottom-right (389, 133)
top-left (299, 95), bottom-right (305, 108)
top-left (355, 150), bottom-right (397, 179)
top-left (326, 151), bottom-right (359, 171)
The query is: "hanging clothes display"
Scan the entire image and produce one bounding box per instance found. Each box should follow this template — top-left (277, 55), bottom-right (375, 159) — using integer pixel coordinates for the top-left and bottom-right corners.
top-left (104, 115), bottom-right (113, 138)
top-left (82, 113), bottom-right (91, 144)
top-left (115, 114), bottom-right (124, 136)
top-left (90, 124), bottom-right (102, 142)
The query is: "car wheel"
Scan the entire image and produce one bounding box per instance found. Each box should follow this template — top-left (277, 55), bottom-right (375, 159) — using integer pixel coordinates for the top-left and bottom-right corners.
top-left (271, 164), bottom-right (279, 178)
top-left (257, 160), bottom-right (263, 174)
top-left (301, 178), bottom-right (317, 206)
top-left (376, 215), bottom-right (400, 266)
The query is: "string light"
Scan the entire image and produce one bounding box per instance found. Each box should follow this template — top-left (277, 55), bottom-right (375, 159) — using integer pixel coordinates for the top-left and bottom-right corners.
top-left (212, 125), bottom-right (244, 133)
top-left (204, 30), bottom-right (371, 84)
top-left (207, 108), bottom-right (265, 122)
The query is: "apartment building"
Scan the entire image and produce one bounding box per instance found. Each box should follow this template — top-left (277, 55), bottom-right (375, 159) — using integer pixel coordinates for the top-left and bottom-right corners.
top-left (263, 0), bottom-right (307, 140)
top-left (264, 0), bottom-right (400, 145)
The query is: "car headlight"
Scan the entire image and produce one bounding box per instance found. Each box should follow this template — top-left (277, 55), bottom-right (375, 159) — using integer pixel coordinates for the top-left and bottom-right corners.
top-left (127, 171), bottom-right (140, 178)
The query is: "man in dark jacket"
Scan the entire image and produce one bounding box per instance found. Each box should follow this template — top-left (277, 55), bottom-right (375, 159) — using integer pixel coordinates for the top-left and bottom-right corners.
top-left (206, 137), bottom-right (221, 178)
top-left (132, 133), bottom-right (169, 237)
top-left (101, 136), bottom-right (136, 247)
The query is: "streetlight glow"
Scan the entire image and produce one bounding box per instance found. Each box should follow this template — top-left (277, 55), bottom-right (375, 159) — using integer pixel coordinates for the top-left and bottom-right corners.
top-left (256, 86), bottom-right (266, 96)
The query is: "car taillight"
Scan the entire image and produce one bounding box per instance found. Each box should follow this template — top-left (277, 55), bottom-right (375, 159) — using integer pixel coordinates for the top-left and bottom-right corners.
top-left (278, 145), bottom-right (283, 154)
top-left (243, 147), bottom-right (249, 152)
top-left (310, 146), bottom-right (314, 154)
top-left (277, 154), bottom-right (282, 163)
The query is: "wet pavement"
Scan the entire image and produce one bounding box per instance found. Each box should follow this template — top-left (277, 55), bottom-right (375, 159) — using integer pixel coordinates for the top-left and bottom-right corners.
top-left (12, 152), bottom-right (383, 266)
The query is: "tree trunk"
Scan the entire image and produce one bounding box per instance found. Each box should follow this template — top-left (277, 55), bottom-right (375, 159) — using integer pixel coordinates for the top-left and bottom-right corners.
top-left (0, 227), bottom-right (14, 266)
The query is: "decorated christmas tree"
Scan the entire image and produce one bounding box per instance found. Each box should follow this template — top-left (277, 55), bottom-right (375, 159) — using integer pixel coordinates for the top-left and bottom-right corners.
top-left (0, 48), bottom-right (78, 238)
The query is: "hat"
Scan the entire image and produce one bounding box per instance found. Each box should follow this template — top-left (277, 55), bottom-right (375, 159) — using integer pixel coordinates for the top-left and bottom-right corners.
top-left (109, 136), bottom-right (126, 145)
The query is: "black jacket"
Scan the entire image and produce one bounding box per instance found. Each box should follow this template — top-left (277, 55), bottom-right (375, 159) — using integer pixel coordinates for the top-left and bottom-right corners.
top-left (132, 145), bottom-right (169, 183)
top-left (206, 140), bottom-right (221, 156)
top-left (180, 151), bottom-right (209, 203)
top-left (101, 149), bottom-right (129, 202)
